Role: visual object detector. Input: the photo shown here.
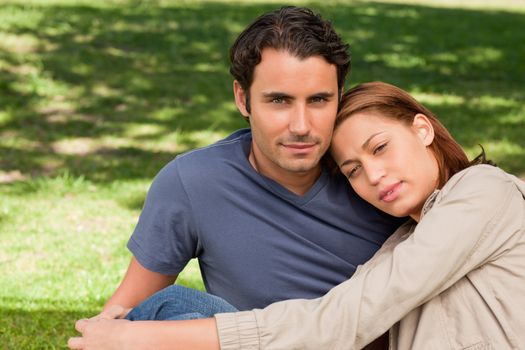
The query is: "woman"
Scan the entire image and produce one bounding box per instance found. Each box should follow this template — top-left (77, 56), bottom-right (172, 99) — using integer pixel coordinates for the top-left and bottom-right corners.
top-left (69, 82), bottom-right (525, 349)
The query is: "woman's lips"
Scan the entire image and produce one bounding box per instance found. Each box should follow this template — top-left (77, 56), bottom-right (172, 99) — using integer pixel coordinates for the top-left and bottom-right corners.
top-left (379, 182), bottom-right (402, 202)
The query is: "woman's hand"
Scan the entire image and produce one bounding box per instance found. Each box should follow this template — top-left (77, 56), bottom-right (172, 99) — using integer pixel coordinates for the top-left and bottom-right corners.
top-left (68, 317), bottom-right (133, 350)
top-left (68, 317), bottom-right (221, 350)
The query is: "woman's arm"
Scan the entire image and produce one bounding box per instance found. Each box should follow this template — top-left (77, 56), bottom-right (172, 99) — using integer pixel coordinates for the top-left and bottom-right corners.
top-left (216, 166), bottom-right (521, 350)
top-left (68, 317), bottom-right (220, 350)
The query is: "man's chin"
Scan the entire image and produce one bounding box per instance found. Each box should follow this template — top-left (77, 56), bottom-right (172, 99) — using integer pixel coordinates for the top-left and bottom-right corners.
top-left (279, 160), bottom-right (320, 174)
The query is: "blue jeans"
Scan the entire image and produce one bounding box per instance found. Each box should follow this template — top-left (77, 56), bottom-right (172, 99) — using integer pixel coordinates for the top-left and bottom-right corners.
top-left (125, 285), bottom-right (238, 321)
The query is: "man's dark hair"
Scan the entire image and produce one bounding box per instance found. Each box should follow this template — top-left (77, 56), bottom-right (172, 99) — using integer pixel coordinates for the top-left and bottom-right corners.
top-left (229, 6), bottom-right (351, 113)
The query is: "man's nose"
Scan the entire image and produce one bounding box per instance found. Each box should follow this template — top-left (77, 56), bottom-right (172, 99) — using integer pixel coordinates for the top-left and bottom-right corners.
top-left (289, 104), bottom-right (310, 135)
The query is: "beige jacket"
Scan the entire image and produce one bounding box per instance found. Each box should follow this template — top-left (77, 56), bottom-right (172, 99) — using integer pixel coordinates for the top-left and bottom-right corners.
top-left (216, 165), bottom-right (525, 349)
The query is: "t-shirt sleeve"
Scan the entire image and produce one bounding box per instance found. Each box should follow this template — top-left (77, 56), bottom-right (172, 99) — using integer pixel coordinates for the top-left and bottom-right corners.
top-left (127, 160), bottom-right (199, 275)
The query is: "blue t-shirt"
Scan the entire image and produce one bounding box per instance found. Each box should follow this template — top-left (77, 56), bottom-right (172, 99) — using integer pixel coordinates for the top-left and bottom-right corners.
top-left (128, 129), bottom-right (403, 310)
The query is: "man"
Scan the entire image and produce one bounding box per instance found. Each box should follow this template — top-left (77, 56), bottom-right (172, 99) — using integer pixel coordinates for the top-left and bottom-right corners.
top-left (74, 5), bottom-right (401, 331)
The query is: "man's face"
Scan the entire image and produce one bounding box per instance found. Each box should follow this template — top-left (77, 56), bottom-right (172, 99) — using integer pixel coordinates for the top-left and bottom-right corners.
top-left (234, 48), bottom-right (339, 183)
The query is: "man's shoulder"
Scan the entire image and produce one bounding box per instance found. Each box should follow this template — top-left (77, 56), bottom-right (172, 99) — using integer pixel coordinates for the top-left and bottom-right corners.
top-left (176, 128), bottom-right (250, 165)
top-left (155, 128), bottom-right (250, 187)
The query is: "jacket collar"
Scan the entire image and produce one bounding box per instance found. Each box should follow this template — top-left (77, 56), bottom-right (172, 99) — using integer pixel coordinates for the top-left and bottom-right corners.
top-left (420, 189), bottom-right (440, 221)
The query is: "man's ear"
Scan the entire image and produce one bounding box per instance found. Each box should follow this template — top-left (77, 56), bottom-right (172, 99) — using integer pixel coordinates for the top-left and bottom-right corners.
top-left (412, 113), bottom-right (435, 146)
top-left (233, 80), bottom-right (250, 117)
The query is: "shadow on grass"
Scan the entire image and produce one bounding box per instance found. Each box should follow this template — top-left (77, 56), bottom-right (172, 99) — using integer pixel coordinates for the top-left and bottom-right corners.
top-left (0, 285), bottom-right (204, 349)
top-left (0, 1), bottom-right (524, 189)
top-left (0, 301), bottom-right (98, 349)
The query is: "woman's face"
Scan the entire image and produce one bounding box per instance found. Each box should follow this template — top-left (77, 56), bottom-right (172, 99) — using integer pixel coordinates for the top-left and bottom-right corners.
top-left (331, 111), bottom-right (439, 221)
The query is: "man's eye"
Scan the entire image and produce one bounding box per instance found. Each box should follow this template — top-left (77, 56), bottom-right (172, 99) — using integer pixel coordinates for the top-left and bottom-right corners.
top-left (311, 96), bottom-right (326, 103)
top-left (272, 97), bottom-right (285, 104)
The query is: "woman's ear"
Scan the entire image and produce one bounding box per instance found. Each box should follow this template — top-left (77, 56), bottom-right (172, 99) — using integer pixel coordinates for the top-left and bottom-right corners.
top-left (412, 113), bottom-right (435, 146)
top-left (233, 80), bottom-right (250, 117)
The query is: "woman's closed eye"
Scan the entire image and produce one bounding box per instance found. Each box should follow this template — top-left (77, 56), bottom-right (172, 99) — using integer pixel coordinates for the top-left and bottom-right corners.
top-left (373, 142), bottom-right (388, 155)
top-left (345, 164), bottom-right (362, 179)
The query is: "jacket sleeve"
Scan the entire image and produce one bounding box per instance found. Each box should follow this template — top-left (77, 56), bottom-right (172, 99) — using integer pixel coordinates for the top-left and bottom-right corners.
top-left (215, 166), bottom-right (523, 350)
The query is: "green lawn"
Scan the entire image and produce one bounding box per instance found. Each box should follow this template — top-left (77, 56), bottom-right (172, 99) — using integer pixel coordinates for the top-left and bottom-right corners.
top-left (1, 0), bottom-right (524, 348)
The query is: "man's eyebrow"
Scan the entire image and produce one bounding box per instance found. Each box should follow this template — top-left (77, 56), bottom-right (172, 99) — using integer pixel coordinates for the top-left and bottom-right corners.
top-left (310, 92), bottom-right (336, 99)
top-left (338, 131), bottom-right (386, 168)
top-left (262, 92), bottom-right (294, 99)
top-left (261, 91), bottom-right (336, 99)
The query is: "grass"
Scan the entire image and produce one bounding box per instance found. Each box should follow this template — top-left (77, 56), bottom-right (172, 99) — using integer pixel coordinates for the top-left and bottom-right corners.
top-left (0, 0), bottom-right (524, 348)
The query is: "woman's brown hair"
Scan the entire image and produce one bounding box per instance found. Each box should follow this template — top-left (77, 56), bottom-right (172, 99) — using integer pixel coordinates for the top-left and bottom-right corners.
top-left (334, 82), bottom-right (493, 187)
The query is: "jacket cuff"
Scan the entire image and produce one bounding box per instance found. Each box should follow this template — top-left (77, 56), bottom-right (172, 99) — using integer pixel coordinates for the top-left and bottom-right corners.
top-left (215, 311), bottom-right (260, 350)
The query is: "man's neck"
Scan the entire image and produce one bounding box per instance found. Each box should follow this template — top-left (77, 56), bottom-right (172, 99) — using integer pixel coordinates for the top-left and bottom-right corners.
top-left (248, 148), bottom-right (321, 196)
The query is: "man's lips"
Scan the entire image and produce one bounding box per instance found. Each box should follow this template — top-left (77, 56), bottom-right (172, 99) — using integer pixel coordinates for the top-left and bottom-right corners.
top-left (280, 142), bottom-right (319, 155)
top-left (379, 182), bottom-right (402, 202)
top-left (282, 143), bottom-right (317, 149)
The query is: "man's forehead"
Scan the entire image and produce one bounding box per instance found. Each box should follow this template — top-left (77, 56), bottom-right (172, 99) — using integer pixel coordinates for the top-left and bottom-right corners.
top-left (251, 49), bottom-right (338, 90)
top-left (257, 47), bottom-right (333, 67)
